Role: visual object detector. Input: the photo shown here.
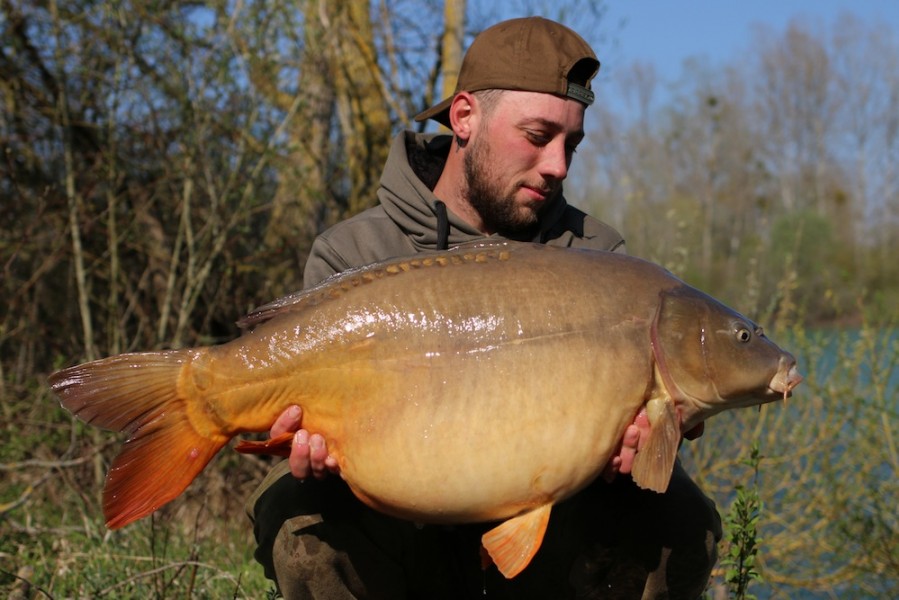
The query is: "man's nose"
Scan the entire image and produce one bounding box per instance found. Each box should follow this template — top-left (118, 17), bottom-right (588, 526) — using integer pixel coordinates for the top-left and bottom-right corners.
top-left (540, 138), bottom-right (570, 180)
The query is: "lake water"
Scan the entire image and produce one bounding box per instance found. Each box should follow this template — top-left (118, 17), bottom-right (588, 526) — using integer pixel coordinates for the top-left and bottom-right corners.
top-left (701, 327), bottom-right (898, 599)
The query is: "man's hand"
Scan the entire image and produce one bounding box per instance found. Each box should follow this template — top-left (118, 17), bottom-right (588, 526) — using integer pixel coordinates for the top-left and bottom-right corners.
top-left (601, 409), bottom-right (705, 482)
top-left (271, 403), bottom-right (702, 483)
top-left (271, 405), bottom-right (340, 480)
top-left (601, 408), bottom-right (648, 482)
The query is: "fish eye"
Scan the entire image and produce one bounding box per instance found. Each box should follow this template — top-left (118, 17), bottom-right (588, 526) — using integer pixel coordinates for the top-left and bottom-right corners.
top-left (736, 327), bottom-right (752, 343)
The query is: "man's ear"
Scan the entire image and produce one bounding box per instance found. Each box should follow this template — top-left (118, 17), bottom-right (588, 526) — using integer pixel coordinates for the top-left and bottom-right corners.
top-left (448, 91), bottom-right (477, 143)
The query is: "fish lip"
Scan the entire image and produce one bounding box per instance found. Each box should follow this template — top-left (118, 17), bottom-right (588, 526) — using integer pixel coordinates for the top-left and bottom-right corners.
top-left (768, 364), bottom-right (804, 399)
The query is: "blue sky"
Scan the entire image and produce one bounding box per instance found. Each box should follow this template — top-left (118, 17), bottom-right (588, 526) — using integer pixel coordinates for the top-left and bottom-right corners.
top-left (597, 0), bottom-right (899, 82)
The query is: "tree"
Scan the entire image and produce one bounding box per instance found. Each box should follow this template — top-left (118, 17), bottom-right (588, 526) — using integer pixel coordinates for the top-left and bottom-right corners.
top-left (580, 14), bottom-right (899, 596)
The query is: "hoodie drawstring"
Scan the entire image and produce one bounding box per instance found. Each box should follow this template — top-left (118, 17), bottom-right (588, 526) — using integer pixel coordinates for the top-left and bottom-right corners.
top-left (435, 200), bottom-right (449, 250)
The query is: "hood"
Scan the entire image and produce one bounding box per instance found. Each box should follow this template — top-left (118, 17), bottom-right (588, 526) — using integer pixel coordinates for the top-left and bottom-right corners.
top-left (378, 131), bottom-right (574, 251)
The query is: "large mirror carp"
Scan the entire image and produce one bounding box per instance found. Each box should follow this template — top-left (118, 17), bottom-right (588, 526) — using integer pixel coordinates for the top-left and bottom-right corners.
top-left (50, 242), bottom-right (802, 578)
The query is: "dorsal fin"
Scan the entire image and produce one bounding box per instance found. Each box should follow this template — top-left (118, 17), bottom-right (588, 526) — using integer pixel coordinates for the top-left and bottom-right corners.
top-left (237, 243), bottom-right (520, 330)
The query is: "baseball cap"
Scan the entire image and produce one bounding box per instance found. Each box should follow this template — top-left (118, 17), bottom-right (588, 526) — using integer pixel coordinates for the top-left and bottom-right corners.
top-left (414, 16), bottom-right (600, 126)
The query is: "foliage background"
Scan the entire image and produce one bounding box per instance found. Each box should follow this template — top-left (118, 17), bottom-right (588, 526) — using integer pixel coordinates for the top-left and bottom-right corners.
top-left (1, 1), bottom-right (896, 597)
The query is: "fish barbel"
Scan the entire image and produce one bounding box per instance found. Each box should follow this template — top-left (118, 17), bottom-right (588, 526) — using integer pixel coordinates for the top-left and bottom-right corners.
top-left (49, 242), bottom-right (802, 578)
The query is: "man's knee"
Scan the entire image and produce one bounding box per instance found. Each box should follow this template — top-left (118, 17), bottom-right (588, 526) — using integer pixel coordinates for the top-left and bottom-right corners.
top-left (269, 513), bottom-right (406, 599)
top-left (249, 471), bottom-right (460, 598)
top-left (566, 466), bottom-right (721, 599)
top-left (248, 469), bottom-right (394, 597)
top-left (629, 464), bottom-right (721, 598)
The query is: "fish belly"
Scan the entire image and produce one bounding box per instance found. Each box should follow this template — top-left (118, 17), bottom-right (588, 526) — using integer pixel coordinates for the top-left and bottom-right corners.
top-left (211, 248), bottom-right (660, 523)
top-left (331, 335), bottom-right (649, 523)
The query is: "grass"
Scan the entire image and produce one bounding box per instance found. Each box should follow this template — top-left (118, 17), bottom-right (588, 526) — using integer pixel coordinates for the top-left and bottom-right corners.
top-left (3, 312), bottom-right (897, 598)
top-left (0, 383), bottom-right (278, 598)
top-left (3, 523), bottom-right (272, 598)
top-left (2, 469), bottom-right (276, 598)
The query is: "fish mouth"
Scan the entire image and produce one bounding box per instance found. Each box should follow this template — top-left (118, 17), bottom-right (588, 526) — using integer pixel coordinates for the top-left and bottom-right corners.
top-left (768, 362), bottom-right (804, 401)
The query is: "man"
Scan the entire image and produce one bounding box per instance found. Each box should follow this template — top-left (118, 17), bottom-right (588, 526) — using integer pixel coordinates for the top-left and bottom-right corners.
top-left (248, 17), bottom-right (721, 599)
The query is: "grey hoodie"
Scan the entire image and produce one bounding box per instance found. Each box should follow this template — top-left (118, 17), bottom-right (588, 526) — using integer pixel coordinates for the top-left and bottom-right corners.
top-left (303, 131), bottom-right (625, 288)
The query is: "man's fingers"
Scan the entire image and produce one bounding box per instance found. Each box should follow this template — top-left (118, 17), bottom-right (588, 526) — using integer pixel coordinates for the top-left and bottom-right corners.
top-left (604, 411), bottom-right (704, 483)
top-left (288, 429), bottom-right (312, 479)
top-left (271, 405), bottom-right (302, 437)
top-left (308, 434), bottom-right (330, 479)
top-left (287, 430), bottom-right (341, 480)
top-left (620, 423), bottom-right (640, 449)
top-left (602, 423), bottom-right (641, 481)
top-left (617, 424), bottom-right (640, 475)
top-left (633, 407), bottom-right (650, 447)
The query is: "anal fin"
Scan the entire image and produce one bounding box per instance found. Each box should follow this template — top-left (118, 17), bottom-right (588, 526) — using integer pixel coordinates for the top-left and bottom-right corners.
top-left (481, 503), bottom-right (552, 579)
top-left (234, 432), bottom-right (295, 457)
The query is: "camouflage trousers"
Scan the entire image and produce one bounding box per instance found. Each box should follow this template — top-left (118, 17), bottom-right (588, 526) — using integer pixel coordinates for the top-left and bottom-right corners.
top-left (247, 461), bottom-right (721, 600)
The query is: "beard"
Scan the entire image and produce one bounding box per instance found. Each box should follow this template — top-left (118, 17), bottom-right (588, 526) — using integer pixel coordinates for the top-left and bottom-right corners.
top-left (462, 134), bottom-right (558, 236)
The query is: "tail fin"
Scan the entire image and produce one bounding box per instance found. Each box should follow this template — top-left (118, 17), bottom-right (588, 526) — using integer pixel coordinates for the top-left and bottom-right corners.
top-left (48, 351), bottom-right (228, 529)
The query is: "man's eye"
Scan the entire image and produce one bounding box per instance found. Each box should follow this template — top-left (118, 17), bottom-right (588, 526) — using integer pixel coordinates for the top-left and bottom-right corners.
top-left (526, 131), bottom-right (550, 145)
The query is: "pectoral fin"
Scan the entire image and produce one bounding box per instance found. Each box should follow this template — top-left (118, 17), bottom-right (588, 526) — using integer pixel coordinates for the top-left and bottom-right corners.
top-left (631, 397), bottom-right (680, 493)
top-left (481, 503), bottom-right (552, 579)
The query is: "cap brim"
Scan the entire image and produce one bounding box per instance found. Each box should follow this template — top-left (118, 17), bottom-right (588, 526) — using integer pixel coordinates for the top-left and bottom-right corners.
top-left (413, 96), bottom-right (453, 127)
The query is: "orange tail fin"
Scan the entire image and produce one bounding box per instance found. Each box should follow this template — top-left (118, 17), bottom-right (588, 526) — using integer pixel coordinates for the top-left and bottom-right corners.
top-left (48, 351), bottom-right (228, 529)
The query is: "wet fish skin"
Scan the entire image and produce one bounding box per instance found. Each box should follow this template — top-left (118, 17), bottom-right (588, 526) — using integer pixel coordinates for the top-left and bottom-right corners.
top-left (49, 242), bottom-right (802, 578)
